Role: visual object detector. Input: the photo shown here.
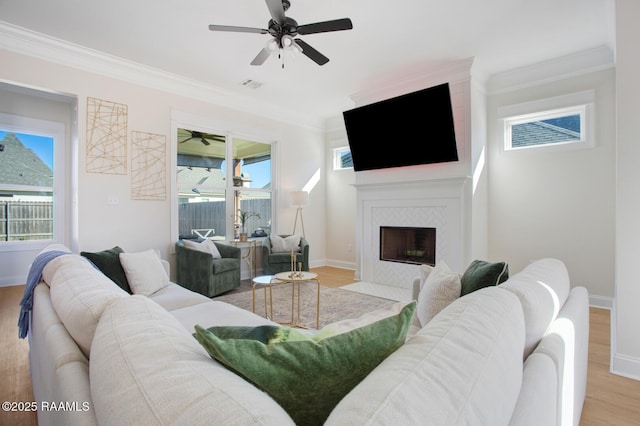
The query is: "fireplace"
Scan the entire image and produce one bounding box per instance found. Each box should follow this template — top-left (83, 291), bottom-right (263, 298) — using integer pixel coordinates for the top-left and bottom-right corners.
top-left (380, 226), bottom-right (436, 266)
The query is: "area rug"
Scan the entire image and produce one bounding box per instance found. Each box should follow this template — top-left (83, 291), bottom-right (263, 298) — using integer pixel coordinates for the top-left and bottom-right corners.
top-left (214, 282), bottom-right (396, 329)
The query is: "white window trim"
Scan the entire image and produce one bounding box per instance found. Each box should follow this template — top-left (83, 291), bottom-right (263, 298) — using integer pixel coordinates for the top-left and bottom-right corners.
top-left (497, 90), bottom-right (595, 154)
top-left (0, 112), bottom-right (66, 252)
top-left (333, 145), bottom-right (353, 170)
top-left (170, 110), bottom-right (278, 246)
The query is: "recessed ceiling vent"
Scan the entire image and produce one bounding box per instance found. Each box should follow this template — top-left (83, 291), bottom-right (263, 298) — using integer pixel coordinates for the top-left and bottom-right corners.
top-left (241, 79), bottom-right (263, 89)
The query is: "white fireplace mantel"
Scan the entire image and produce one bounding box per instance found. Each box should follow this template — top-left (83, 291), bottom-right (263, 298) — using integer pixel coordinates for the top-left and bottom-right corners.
top-left (354, 177), bottom-right (472, 290)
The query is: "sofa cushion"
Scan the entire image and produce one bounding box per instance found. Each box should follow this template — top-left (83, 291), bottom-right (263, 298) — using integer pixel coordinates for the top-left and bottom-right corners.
top-left (80, 246), bottom-right (131, 293)
top-left (194, 301), bottom-right (416, 426)
top-left (147, 283), bottom-right (211, 312)
top-left (416, 261), bottom-right (461, 326)
top-left (325, 287), bottom-right (525, 426)
top-left (171, 299), bottom-right (275, 332)
top-left (460, 259), bottom-right (509, 295)
top-left (48, 255), bottom-right (128, 358)
top-left (499, 258), bottom-right (571, 358)
top-left (119, 249), bottom-right (170, 296)
top-left (90, 295), bottom-right (295, 425)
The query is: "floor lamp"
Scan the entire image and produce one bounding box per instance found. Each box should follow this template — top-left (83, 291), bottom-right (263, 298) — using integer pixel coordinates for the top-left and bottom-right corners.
top-left (291, 191), bottom-right (309, 238)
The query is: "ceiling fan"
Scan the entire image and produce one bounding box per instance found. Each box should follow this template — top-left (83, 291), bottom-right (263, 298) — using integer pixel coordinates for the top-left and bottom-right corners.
top-left (208, 0), bottom-right (353, 67)
top-left (178, 129), bottom-right (225, 146)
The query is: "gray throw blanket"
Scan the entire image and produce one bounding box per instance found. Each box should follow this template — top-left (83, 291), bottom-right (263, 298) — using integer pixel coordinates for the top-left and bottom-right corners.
top-left (18, 250), bottom-right (69, 338)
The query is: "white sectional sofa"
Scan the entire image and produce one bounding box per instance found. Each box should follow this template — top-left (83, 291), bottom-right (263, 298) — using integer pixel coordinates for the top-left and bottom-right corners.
top-left (27, 244), bottom-right (589, 425)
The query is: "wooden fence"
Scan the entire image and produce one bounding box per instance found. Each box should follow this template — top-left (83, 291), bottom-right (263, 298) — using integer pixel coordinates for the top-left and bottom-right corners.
top-left (0, 198), bottom-right (271, 242)
top-left (178, 198), bottom-right (271, 239)
top-left (0, 201), bottom-right (53, 241)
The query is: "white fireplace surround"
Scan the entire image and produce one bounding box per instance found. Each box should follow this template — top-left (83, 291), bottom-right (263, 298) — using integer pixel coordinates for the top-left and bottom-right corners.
top-left (354, 178), bottom-right (472, 292)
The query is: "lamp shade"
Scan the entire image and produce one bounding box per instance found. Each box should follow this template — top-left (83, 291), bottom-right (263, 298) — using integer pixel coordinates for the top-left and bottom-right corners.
top-left (290, 191), bottom-right (309, 207)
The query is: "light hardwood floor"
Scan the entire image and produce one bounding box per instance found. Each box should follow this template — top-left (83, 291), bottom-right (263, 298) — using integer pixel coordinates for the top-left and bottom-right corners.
top-left (1, 266), bottom-right (639, 425)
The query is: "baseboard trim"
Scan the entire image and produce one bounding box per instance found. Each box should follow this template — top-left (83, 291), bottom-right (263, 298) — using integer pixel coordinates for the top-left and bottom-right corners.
top-left (611, 354), bottom-right (640, 381)
top-left (324, 259), bottom-right (356, 271)
top-left (0, 276), bottom-right (25, 288)
top-left (589, 295), bottom-right (613, 309)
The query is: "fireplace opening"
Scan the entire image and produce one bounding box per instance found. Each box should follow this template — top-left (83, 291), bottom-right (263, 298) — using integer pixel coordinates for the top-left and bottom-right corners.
top-left (380, 226), bottom-right (436, 265)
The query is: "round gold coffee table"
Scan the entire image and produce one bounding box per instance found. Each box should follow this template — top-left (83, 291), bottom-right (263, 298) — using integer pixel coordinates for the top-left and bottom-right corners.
top-left (273, 271), bottom-right (320, 329)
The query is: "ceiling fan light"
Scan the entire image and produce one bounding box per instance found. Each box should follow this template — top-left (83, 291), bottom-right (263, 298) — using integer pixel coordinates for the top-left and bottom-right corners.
top-left (281, 34), bottom-right (294, 48)
top-left (266, 39), bottom-right (278, 51)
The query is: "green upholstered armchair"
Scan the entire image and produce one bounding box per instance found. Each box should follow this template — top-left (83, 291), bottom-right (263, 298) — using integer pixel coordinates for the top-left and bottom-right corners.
top-left (175, 240), bottom-right (241, 297)
top-left (261, 235), bottom-right (309, 275)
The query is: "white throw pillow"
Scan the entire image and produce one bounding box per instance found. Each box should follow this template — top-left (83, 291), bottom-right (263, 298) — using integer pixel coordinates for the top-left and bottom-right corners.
top-left (183, 239), bottom-right (221, 259)
top-left (416, 261), bottom-right (461, 327)
top-left (419, 264), bottom-right (434, 292)
top-left (119, 250), bottom-right (170, 296)
top-left (270, 234), bottom-right (302, 253)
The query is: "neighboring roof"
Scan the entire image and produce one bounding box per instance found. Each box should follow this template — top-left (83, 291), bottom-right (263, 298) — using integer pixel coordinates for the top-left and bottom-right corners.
top-left (512, 122), bottom-right (580, 148)
top-left (0, 133), bottom-right (53, 187)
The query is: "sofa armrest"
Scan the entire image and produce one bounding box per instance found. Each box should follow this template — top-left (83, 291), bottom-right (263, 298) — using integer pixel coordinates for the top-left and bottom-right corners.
top-left (300, 237), bottom-right (310, 270)
top-left (262, 237), bottom-right (272, 257)
top-left (175, 243), bottom-right (214, 295)
top-left (215, 242), bottom-right (241, 259)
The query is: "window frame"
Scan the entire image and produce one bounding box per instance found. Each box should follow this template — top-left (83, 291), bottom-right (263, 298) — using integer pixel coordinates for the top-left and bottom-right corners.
top-left (333, 145), bottom-right (353, 170)
top-left (498, 90), bottom-right (595, 154)
top-left (171, 111), bottom-right (277, 244)
top-left (0, 112), bottom-right (66, 252)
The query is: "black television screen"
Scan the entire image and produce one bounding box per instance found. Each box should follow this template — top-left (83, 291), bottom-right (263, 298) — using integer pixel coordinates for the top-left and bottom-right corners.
top-left (343, 82), bottom-right (458, 172)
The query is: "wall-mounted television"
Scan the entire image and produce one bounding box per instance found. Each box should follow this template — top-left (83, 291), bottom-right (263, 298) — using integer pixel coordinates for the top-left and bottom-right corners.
top-left (342, 82), bottom-right (458, 172)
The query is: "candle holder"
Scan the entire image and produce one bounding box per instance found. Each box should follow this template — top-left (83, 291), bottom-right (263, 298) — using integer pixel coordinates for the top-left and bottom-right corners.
top-left (289, 251), bottom-right (304, 278)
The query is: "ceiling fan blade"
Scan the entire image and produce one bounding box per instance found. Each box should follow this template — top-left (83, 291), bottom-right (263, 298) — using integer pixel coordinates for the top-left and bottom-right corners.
top-left (208, 24), bottom-right (268, 34)
top-left (297, 18), bottom-right (353, 35)
top-left (200, 138), bottom-right (210, 146)
top-left (265, 0), bottom-right (287, 25)
top-left (251, 47), bottom-right (271, 66)
top-left (294, 39), bottom-right (329, 65)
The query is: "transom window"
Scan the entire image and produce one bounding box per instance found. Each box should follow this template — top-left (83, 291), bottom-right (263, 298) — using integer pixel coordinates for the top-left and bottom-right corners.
top-left (499, 90), bottom-right (594, 153)
top-left (333, 146), bottom-right (353, 170)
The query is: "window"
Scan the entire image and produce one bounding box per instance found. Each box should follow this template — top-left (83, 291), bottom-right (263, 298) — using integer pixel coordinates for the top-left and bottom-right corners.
top-left (177, 129), bottom-right (272, 240)
top-left (498, 90), bottom-right (594, 153)
top-left (333, 146), bottom-right (353, 170)
top-left (0, 113), bottom-right (65, 247)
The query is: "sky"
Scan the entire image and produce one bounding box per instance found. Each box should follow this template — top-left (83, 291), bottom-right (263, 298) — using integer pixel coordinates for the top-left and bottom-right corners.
top-left (0, 130), bottom-right (54, 169)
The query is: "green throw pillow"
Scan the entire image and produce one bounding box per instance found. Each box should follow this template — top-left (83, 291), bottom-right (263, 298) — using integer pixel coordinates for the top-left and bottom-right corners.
top-left (460, 259), bottom-right (509, 296)
top-left (80, 246), bottom-right (132, 293)
top-left (194, 300), bottom-right (416, 426)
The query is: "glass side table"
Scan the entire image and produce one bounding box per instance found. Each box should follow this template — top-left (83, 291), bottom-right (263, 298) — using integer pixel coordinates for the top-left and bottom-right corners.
top-left (252, 275), bottom-right (275, 320)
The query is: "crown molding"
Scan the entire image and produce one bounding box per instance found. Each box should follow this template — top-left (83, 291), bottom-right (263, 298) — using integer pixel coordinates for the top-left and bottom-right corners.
top-left (486, 45), bottom-right (615, 95)
top-left (349, 57), bottom-right (474, 107)
top-left (0, 21), bottom-right (324, 131)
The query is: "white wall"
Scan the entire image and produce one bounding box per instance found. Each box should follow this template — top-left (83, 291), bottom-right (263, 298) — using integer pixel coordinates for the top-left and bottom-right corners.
top-left (613, 0), bottom-right (640, 380)
top-left (487, 67), bottom-right (616, 302)
top-left (324, 124), bottom-right (357, 271)
top-left (0, 49), bottom-right (326, 283)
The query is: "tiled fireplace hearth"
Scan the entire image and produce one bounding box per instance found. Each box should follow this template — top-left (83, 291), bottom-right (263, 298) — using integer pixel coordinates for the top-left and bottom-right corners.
top-left (354, 177), bottom-right (472, 294)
